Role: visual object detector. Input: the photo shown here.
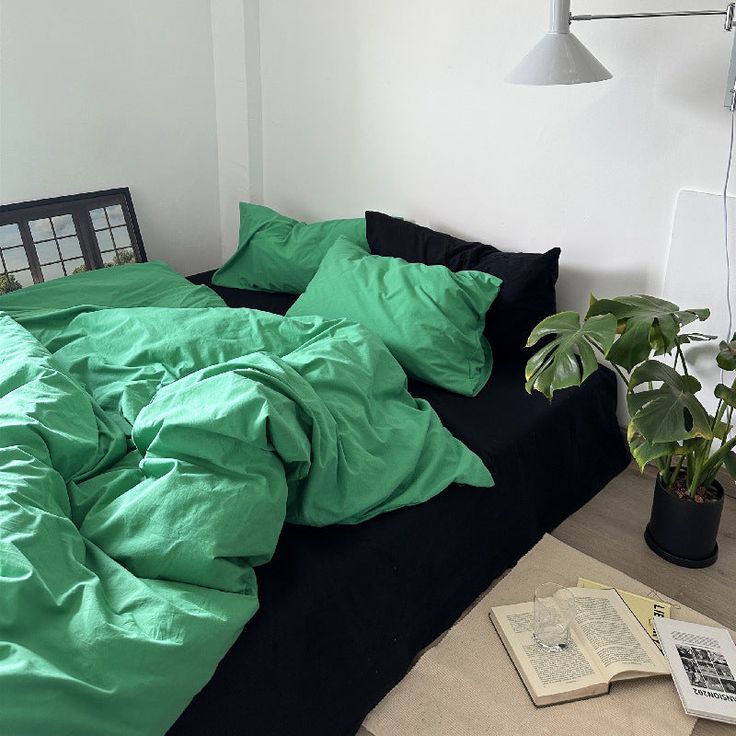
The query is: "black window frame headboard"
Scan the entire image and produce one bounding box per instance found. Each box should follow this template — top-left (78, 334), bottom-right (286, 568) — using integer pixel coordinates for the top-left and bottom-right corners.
top-left (0, 187), bottom-right (147, 292)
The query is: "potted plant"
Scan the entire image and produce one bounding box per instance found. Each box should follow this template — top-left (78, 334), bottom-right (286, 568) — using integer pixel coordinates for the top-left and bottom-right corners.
top-left (525, 295), bottom-right (734, 568)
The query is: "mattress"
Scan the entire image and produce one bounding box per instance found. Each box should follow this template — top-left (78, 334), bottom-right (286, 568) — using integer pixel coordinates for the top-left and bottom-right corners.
top-left (173, 273), bottom-right (631, 736)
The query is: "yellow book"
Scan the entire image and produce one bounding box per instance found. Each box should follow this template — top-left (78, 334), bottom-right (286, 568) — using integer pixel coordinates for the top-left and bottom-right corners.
top-left (577, 578), bottom-right (671, 648)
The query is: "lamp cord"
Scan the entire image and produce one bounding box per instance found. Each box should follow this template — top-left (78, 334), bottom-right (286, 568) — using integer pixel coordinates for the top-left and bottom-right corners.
top-left (723, 104), bottom-right (735, 364)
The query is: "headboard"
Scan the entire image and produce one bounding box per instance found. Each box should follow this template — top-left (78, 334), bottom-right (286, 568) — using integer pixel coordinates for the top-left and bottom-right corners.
top-left (0, 187), bottom-right (146, 295)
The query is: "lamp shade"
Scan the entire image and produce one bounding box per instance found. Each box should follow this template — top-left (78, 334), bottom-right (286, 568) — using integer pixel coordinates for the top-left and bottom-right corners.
top-left (506, 32), bottom-right (612, 85)
top-left (506, 0), bottom-right (612, 86)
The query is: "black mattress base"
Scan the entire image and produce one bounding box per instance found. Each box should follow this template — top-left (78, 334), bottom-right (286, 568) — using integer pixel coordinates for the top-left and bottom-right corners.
top-left (171, 273), bottom-right (631, 736)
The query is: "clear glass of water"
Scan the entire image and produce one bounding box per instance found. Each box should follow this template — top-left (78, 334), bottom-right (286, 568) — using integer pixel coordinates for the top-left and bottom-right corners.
top-left (533, 583), bottom-right (576, 652)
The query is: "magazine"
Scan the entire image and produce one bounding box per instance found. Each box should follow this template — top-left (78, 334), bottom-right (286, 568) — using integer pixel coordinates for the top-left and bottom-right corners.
top-left (654, 618), bottom-right (736, 725)
top-left (489, 587), bottom-right (670, 706)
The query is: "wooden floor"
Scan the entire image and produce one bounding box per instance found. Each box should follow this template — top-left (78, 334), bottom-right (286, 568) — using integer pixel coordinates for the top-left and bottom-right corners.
top-left (360, 463), bottom-right (736, 736)
top-left (553, 462), bottom-right (736, 632)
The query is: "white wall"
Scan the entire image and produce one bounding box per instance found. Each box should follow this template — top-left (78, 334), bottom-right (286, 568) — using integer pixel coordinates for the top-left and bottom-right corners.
top-left (0, 0), bottom-right (223, 276)
top-left (2, 0), bottom-right (735, 300)
top-left (257, 0), bottom-right (736, 313)
top-left (210, 0), bottom-right (263, 260)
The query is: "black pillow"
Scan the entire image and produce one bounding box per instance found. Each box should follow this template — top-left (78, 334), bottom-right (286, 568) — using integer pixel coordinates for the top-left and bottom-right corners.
top-left (365, 211), bottom-right (560, 356)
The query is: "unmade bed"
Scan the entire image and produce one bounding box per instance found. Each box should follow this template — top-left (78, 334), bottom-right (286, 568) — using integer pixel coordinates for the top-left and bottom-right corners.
top-left (0, 256), bottom-right (629, 736)
top-left (170, 273), bottom-right (631, 736)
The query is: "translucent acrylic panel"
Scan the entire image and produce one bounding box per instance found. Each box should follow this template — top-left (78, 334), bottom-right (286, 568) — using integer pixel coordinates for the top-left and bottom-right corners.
top-left (90, 208), bottom-right (108, 230)
top-left (29, 218), bottom-right (54, 242)
top-left (41, 262), bottom-right (65, 281)
top-left (65, 258), bottom-right (86, 274)
top-left (36, 241), bottom-right (60, 265)
top-left (96, 229), bottom-right (114, 250)
top-left (52, 214), bottom-right (76, 237)
top-left (106, 205), bottom-right (125, 227)
top-left (58, 235), bottom-right (82, 260)
top-left (0, 224), bottom-right (22, 248)
top-left (115, 248), bottom-right (135, 265)
top-left (14, 270), bottom-right (34, 287)
top-left (3, 246), bottom-right (29, 272)
top-left (111, 226), bottom-right (131, 248)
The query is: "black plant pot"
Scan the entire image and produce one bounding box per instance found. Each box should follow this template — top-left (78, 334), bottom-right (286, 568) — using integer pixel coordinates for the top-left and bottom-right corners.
top-left (645, 475), bottom-right (724, 568)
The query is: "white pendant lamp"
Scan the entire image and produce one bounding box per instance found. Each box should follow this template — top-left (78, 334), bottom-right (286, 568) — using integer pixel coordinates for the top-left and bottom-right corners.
top-left (507, 0), bottom-right (736, 97)
top-left (506, 0), bottom-right (612, 85)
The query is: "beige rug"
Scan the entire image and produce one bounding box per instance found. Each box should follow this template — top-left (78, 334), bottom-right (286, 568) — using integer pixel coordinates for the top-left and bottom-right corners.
top-left (364, 534), bottom-right (729, 736)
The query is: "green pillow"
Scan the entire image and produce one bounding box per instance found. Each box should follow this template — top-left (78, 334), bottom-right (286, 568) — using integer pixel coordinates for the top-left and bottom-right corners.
top-left (286, 237), bottom-right (502, 396)
top-left (212, 202), bottom-right (368, 293)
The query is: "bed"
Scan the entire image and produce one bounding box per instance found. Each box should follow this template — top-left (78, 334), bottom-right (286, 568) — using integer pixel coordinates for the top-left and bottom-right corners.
top-left (170, 273), bottom-right (631, 736)
top-left (0, 183), bottom-right (631, 733)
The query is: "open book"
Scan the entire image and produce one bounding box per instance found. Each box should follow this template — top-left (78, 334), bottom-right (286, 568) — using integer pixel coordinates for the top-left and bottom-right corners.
top-left (489, 587), bottom-right (670, 706)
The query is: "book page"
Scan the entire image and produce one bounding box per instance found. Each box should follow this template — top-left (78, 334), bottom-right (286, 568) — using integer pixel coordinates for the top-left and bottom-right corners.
top-left (577, 577), bottom-right (671, 649)
top-left (490, 602), bottom-right (606, 704)
top-left (572, 588), bottom-right (669, 680)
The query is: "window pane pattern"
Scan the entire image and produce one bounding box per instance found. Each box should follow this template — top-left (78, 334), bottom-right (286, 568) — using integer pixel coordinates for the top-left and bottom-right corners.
top-left (90, 205), bottom-right (135, 267)
top-left (0, 223), bottom-right (32, 294)
top-left (1, 191), bottom-right (143, 294)
top-left (25, 214), bottom-right (86, 285)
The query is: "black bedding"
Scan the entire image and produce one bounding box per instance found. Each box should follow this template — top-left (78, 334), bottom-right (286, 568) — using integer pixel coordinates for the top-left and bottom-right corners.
top-left (173, 272), bottom-right (630, 736)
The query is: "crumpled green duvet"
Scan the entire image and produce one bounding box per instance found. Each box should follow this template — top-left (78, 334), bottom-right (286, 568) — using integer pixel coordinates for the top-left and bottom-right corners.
top-left (0, 265), bottom-right (492, 735)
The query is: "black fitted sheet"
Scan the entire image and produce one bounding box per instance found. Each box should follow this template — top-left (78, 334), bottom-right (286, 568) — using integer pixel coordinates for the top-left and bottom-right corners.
top-left (173, 273), bottom-right (630, 736)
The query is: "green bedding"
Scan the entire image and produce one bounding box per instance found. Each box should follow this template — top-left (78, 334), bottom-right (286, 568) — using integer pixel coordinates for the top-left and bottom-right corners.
top-left (0, 259), bottom-right (225, 344)
top-left (0, 265), bottom-right (493, 735)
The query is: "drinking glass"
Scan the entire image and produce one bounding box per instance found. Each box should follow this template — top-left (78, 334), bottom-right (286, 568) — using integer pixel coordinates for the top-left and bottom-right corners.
top-left (533, 583), bottom-right (576, 651)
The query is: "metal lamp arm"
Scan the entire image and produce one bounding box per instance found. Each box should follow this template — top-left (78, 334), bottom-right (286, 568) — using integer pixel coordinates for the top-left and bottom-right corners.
top-left (507, 0), bottom-right (736, 90)
top-left (567, 2), bottom-right (736, 107)
top-left (571, 4), bottom-right (735, 29)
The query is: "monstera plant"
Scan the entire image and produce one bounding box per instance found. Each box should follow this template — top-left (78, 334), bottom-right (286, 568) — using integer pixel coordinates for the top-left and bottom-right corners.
top-left (525, 294), bottom-right (733, 568)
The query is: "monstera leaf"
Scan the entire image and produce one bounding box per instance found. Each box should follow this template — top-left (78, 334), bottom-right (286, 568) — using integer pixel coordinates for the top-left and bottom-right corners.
top-left (587, 295), bottom-right (710, 371)
top-left (626, 424), bottom-right (679, 471)
top-left (715, 383), bottom-right (736, 409)
top-left (627, 360), bottom-right (712, 444)
top-left (677, 332), bottom-right (716, 346)
top-left (717, 336), bottom-right (736, 371)
top-left (525, 311), bottom-right (617, 399)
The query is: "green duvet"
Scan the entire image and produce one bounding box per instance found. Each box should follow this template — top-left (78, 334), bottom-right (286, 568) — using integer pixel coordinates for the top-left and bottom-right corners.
top-left (0, 263), bottom-right (492, 735)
